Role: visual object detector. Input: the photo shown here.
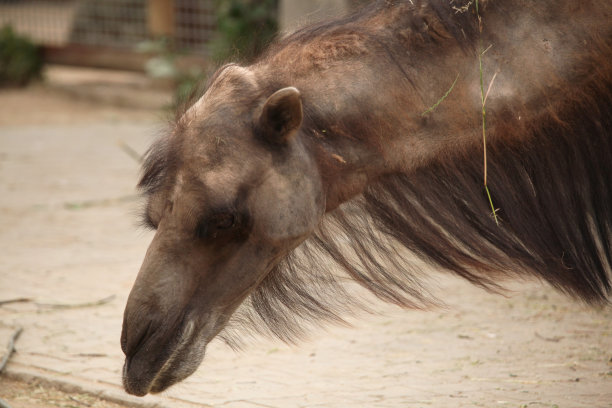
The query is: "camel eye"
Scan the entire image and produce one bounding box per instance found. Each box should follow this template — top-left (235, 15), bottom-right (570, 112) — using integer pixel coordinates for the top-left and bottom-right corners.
top-left (213, 213), bottom-right (236, 230)
top-left (196, 213), bottom-right (236, 239)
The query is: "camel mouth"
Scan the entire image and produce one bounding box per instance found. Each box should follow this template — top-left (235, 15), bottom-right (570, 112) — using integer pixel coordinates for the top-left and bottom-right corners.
top-left (122, 319), bottom-right (207, 396)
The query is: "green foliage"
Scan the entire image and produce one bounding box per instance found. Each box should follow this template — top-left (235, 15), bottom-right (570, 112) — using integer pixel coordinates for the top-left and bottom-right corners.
top-left (138, 37), bottom-right (206, 108)
top-left (138, 37), bottom-right (181, 79)
top-left (140, 1), bottom-right (278, 108)
top-left (210, 0), bottom-right (278, 63)
top-left (173, 67), bottom-right (206, 107)
top-left (0, 25), bottom-right (43, 87)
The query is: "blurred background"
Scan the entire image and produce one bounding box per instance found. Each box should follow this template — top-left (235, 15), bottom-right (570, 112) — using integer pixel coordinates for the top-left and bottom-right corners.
top-left (1, 2), bottom-right (610, 408)
top-left (0, 0), bottom-right (366, 105)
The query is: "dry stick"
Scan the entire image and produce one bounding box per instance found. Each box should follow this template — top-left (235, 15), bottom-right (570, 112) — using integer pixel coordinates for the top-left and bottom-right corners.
top-left (69, 395), bottom-right (92, 407)
top-left (35, 295), bottom-right (115, 310)
top-left (116, 140), bottom-right (144, 164)
top-left (0, 398), bottom-right (12, 408)
top-left (0, 327), bottom-right (23, 373)
top-left (74, 352), bottom-right (107, 358)
top-left (0, 298), bottom-right (31, 306)
top-left (63, 195), bottom-right (138, 210)
top-left (535, 331), bottom-right (564, 343)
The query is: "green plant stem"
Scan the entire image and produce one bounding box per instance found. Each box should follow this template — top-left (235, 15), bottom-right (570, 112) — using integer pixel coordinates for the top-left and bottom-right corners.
top-left (421, 73), bottom-right (460, 116)
top-left (476, 1), bottom-right (499, 225)
top-left (479, 45), bottom-right (487, 185)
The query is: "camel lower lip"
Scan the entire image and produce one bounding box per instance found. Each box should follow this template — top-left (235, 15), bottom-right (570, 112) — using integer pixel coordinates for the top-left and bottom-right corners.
top-left (122, 327), bottom-right (207, 396)
top-left (123, 358), bottom-right (175, 396)
top-left (122, 344), bottom-right (181, 396)
top-left (122, 357), bottom-right (153, 396)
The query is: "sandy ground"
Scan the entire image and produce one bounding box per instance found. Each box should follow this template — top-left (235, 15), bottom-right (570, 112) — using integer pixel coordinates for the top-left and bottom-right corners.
top-left (0, 78), bottom-right (611, 408)
top-left (0, 377), bottom-right (130, 408)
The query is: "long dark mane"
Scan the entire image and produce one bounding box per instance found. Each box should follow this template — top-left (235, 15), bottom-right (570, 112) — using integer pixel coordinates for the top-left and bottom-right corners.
top-left (221, 2), bottom-right (612, 346)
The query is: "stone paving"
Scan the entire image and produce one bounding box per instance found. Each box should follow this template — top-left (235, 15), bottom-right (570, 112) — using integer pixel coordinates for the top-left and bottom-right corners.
top-left (1, 91), bottom-right (611, 407)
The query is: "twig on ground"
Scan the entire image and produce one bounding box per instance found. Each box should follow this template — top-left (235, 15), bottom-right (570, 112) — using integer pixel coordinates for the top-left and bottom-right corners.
top-left (0, 298), bottom-right (32, 306)
top-left (69, 395), bottom-right (92, 407)
top-left (0, 327), bottom-right (23, 373)
top-left (73, 352), bottom-right (108, 358)
top-left (535, 332), bottom-right (564, 342)
top-left (0, 397), bottom-right (13, 408)
top-left (63, 195), bottom-right (139, 210)
top-left (117, 140), bottom-right (144, 164)
top-left (35, 295), bottom-right (115, 310)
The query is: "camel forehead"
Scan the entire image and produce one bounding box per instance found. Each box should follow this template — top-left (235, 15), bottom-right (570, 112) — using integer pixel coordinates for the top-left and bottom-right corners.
top-left (165, 65), bottom-right (269, 204)
top-left (179, 118), bottom-right (263, 173)
top-left (172, 134), bottom-right (266, 203)
top-left (184, 64), bottom-right (259, 121)
top-left (176, 64), bottom-right (262, 161)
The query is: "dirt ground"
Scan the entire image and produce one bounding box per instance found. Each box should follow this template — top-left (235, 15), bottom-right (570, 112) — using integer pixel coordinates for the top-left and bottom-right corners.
top-left (0, 377), bottom-right (130, 408)
top-left (0, 73), bottom-right (611, 408)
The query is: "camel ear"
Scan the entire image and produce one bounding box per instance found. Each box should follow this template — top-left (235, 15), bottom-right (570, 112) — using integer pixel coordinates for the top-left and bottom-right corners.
top-left (259, 87), bottom-right (303, 144)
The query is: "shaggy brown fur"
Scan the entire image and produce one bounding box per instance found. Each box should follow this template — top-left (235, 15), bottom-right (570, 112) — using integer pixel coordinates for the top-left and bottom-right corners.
top-left (214, 1), bottom-right (612, 345)
top-left (135, 0), bottom-right (612, 350)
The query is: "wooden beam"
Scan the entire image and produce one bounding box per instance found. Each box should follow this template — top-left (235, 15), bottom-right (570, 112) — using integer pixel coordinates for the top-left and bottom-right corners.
top-left (147, 0), bottom-right (174, 37)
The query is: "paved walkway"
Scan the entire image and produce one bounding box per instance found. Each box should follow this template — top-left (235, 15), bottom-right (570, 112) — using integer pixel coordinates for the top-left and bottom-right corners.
top-left (0, 89), bottom-right (611, 408)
